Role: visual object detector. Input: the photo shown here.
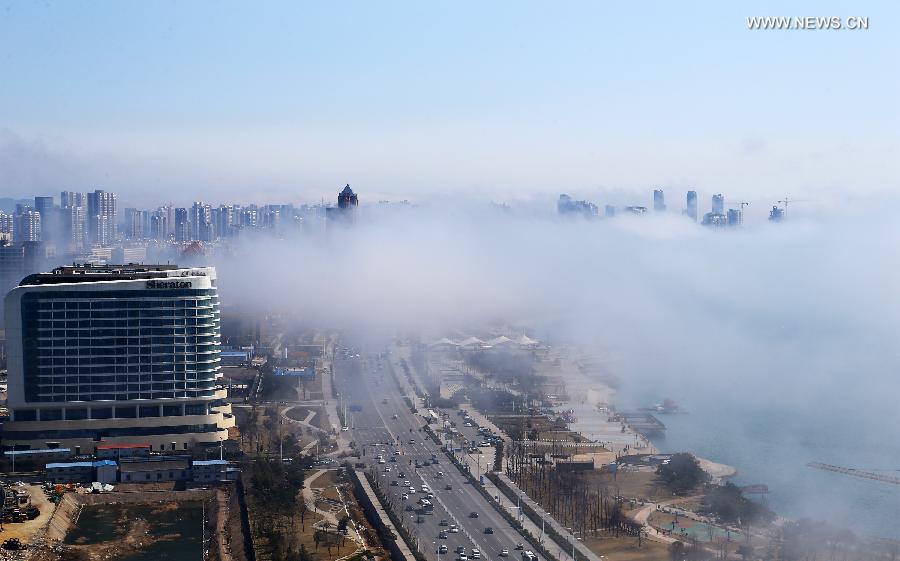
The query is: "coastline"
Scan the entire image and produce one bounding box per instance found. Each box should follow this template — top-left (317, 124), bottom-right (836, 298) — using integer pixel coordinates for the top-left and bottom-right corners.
top-left (554, 347), bottom-right (738, 483)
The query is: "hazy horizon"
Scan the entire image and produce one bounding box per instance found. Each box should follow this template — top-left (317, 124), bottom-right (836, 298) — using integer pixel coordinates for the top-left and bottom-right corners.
top-left (1, 1), bottom-right (898, 208)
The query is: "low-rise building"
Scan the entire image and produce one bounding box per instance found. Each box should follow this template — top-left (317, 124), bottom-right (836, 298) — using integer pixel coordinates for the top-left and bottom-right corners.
top-left (192, 459), bottom-right (239, 482)
top-left (95, 443), bottom-right (152, 460)
top-left (119, 456), bottom-right (191, 483)
top-left (46, 460), bottom-right (117, 484)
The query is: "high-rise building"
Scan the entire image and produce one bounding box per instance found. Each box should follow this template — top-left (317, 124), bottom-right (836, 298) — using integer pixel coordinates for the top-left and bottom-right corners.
top-left (605, 205), bottom-right (616, 218)
top-left (337, 184), bottom-right (358, 209)
top-left (653, 189), bottom-right (666, 212)
top-left (726, 208), bottom-right (743, 227)
top-left (769, 206), bottom-right (785, 222)
top-left (685, 191), bottom-right (698, 221)
top-left (190, 202), bottom-right (215, 242)
top-left (86, 190), bottom-right (117, 246)
top-left (14, 210), bottom-right (41, 243)
top-left (558, 194), bottom-right (598, 218)
top-left (2, 264), bottom-right (233, 452)
top-left (327, 185), bottom-right (359, 225)
top-left (124, 208), bottom-right (145, 239)
top-left (174, 208), bottom-right (190, 242)
top-left (150, 211), bottom-right (169, 241)
top-left (0, 211), bottom-right (13, 235)
top-left (60, 191), bottom-right (86, 251)
top-left (702, 212), bottom-right (727, 228)
top-left (711, 194), bottom-right (725, 215)
top-left (60, 191), bottom-right (85, 209)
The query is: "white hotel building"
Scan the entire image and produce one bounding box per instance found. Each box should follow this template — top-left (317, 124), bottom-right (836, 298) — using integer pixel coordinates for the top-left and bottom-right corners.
top-left (2, 264), bottom-right (234, 453)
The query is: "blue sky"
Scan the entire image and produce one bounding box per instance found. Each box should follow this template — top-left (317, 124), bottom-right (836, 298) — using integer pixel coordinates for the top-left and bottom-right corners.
top-left (0, 1), bottom-right (897, 210)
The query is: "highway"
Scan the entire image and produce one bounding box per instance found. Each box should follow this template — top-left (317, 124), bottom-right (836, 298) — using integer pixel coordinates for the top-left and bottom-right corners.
top-left (335, 349), bottom-right (532, 561)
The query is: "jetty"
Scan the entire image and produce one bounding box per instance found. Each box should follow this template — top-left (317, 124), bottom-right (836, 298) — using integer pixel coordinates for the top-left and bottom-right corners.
top-left (807, 462), bottom-right (900, 485)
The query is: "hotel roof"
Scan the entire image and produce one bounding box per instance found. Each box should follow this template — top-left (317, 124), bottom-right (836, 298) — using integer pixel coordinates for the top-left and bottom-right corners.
top-left (20, 264), bottom-right (182, 286)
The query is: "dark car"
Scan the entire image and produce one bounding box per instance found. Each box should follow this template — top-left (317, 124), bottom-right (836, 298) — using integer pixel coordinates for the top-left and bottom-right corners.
top-left (469, 511), bottom-right (479, 518)
top-left (484, 527), bottom-right (493, 534)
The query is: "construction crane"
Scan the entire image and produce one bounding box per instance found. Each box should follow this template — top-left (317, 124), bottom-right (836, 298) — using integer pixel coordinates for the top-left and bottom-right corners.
top-left (807, 462), bottom-right (900, 485)
top-left (724, 201), bottom-right (749, 225)
top-left (776, 196), bottom-right (811, 218)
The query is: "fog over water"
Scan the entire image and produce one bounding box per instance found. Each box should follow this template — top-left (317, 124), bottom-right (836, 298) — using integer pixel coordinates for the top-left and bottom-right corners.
top-left (212, 198), bottom-right (900, 538)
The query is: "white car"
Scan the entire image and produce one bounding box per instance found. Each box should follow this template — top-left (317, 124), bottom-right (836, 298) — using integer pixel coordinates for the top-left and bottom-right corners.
top-left (500, 550), bottom-right (509, 557)
top-left (472, 549), bottom-right (481, 559)
top-left (383, 467), bottom-right (391, 473)
top-left (449, 525), bottom-right (459, 533)
top-left (401, 493), bottom-right (409, 500)
top-left (459, 555), bottom-right (468, 561)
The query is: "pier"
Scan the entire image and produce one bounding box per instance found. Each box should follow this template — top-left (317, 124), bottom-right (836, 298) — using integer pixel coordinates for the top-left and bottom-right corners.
top-left (807, 462), bottom-right (900, 485)
top-left (617, 411), bottom-right (667, 435)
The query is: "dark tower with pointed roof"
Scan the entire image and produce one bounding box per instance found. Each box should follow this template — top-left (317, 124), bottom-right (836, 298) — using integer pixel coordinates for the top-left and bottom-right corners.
top-left (337, 184), bottom-right (358, 210)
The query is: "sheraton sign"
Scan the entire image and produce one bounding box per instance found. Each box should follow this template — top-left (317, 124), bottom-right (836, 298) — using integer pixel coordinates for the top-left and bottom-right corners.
top-left (145, 280), bottom-right (193, 289)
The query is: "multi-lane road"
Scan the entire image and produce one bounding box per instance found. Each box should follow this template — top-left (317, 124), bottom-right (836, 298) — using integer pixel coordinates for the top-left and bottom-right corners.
top-left (335, 350), bottom-right (532, 561)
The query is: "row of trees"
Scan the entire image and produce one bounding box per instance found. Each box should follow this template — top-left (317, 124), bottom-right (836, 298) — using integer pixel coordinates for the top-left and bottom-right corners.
top-left (506, 442), bottom-right (643, 540)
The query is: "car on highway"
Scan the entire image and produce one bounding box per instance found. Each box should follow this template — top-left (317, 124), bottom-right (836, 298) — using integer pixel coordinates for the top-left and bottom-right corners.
top-left (401, 493), bottom-right (409, 500)
top-left (445, 484), bottom-right (453, 490)
top-left (408, 488), bottom-right (416, 494)
top-left (392, 414), bottom-right (399, 419)
top-left (456, 546), bottom-right (465, 554)
top-left (439, 519), bottom-right (448, 526)
top-left (383, 467), bottom-right (391, 472)
top-left (436, 471), bottom-right (444, 478)
top-left (398, 472), bottom-right (406, 478)
top-left (469, 511), bottom-right (479, 518)
top-left (515, 543), bottom-right (524, 550)
top-left (484, 527), bottom-right (493, 534)
top-left (439, 531), bottom-right (448, 540)
top-left (439, 545), bottom-right (448, 553)
top-left (499, 549), bottom-right (509, 557)
top-left (390, 480), bottom-right (398, 486)
top-left (394, 450), bottom-right (401, 455)
top-left (409, 439), bottom-right (416, 444)
top-left (449, 525), bottom-right (459, 533)
top-left (459, 554), bottom-right (468, 561)
top-left (472, 549), bottom-right (481, 559)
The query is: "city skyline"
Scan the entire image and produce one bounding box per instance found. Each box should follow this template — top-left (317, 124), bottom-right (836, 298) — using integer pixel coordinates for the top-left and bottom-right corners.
top-left (1, 1), bottom-right (897, 207)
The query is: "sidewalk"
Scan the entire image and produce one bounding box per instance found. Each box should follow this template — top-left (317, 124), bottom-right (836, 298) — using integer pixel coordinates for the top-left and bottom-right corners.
top-left (482, 473), bottom-right (604, 561)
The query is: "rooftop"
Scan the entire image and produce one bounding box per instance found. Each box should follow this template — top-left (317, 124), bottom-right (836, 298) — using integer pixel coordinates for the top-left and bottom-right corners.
top-left (96, 443), bottom-right (151, 450)
top-left (20, 264), bottom-right (183, 286)
top-left (119, 459), bottom-right (190, 472)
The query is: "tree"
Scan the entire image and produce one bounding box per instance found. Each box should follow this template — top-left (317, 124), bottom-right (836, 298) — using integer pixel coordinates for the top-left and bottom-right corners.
top-left (298, 499), bottom-right (309, 531)
top-left (656, 453), bottom-right (708, 494)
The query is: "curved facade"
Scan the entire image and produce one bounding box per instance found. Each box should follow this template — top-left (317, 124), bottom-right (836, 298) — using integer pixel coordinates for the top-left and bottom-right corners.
top-left (2, 265), bottom-right (231, 453)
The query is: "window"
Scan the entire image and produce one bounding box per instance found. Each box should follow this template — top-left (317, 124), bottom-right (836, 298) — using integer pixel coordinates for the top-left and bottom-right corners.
top-left (114, 406), bottom-right (137, 419)
top-left (185, 403), bottom-right (208, 416)
top-left (91, 407), bottom-right (113, 420)
top-left (66, 408), bottom-right (89, 420)
top-left (14, 410), bottom-right (37, 422)
top-left (40, 409), bottom-right (63, 421)
top-left (139, 405), bottom-right (160, 418)
top-left (163, 405), bottom-right (183, 417)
